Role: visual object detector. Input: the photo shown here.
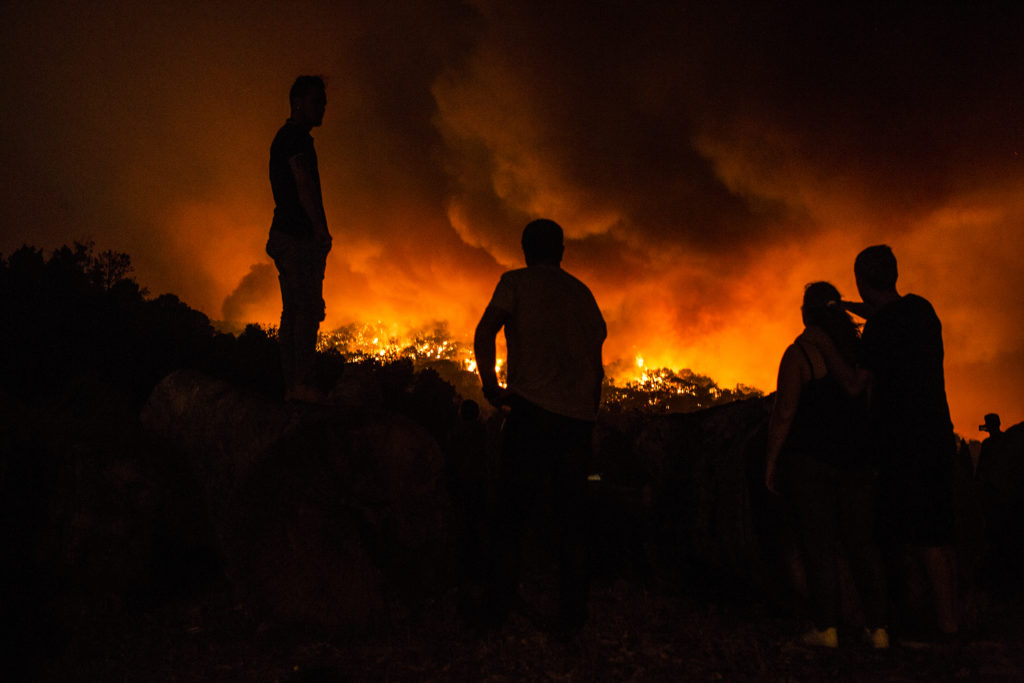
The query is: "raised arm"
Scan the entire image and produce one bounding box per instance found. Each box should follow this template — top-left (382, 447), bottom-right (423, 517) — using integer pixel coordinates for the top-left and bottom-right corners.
top-left (841, 299), bottom-right (875, 320)
top-left (473, 305), bottom-right (510, 409)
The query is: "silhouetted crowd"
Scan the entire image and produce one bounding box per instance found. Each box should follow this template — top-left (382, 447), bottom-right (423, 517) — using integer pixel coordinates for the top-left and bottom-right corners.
top-left (260, 75), bottom-right (1024, 650)
top-left (765, 245), bottom-right (1024, 650)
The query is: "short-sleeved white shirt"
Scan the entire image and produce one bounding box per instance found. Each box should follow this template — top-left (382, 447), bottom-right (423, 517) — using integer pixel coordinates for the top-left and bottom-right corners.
top-left (487, 264), bottom-right (606, 421)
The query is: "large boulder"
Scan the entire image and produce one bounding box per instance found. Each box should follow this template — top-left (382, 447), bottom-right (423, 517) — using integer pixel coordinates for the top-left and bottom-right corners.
top-left (141, 369), bottom-right (452, 631)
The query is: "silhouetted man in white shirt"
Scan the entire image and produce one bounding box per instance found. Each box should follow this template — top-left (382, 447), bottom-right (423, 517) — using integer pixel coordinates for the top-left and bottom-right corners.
top-left (474, 218), bottom-right (606, 636)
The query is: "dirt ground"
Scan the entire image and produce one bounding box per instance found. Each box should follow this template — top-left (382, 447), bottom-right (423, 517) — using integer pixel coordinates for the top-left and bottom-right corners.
top-left (39, 574), bottom-right (1024, 683)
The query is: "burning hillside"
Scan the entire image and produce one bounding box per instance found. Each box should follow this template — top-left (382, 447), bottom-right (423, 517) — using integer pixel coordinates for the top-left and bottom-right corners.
top-left (320, 321), bottom-right (480, 371)
top-left (312, 321), bottom-right (762, 413)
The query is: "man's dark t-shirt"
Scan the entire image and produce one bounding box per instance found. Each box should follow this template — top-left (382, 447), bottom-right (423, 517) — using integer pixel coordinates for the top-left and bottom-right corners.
top-left (269, 121), bottom-right (320, 237)
top-left (861, 293), bottom-right (956, 545)
top-left (861, 294), bottom-right (955, 470)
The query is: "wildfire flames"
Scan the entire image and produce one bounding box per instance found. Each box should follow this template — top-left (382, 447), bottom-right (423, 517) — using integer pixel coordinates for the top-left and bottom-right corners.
top-left (320, 321), bottom-right (489, 374)
top-left (312, 322), bottom-right (760, 413)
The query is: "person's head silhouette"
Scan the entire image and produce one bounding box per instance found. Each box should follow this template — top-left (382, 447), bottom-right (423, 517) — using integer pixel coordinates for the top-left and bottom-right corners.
top-left (854, 245), bottom-right (898, 307)
top-left (980, 413), bottom-right (1002, 435)
top-left (289, 75), bottom-right (327, 129)
top-left (802, 281), bottom-right (859, 362)
top-left (801, 281), bottom-right (843, 323)
top-left (521, 219), bottom-right (564, 266)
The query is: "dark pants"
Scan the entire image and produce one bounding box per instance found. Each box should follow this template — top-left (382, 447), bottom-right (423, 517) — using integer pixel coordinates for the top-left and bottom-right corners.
top-left (266, 229), bottom-right (327, 391)
top-left (486, 396), bottom-right (593, 628)
top-left (787, 454), bottom-right (888, 629)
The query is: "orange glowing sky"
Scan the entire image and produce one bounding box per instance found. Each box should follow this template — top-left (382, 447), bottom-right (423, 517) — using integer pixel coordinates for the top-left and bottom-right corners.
top-left (3, 1), bottom-right (1023, 437)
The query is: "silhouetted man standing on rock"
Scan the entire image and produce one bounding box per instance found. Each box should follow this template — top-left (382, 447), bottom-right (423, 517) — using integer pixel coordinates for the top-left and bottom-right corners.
top-left (474, 218), bottom-right (606, 636)
top-left (267, 75), bottom-right (331, 403)
top-left (805, 244), bottom-right (959, 643)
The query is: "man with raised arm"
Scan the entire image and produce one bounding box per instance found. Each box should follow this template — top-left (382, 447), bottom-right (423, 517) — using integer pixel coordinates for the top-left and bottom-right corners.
top-left (266, 75), bottom-right (331, 403)
top-left (474, 218), bottom-right (606, 637)
top-left (803, 244), bottom-right (959, 643)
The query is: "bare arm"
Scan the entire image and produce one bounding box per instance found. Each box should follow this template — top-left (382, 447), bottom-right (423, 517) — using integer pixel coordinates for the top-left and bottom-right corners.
top-left (289, 154), bottom-right (331, 249)
top-left (765, 344), bottom-right (807, 494)
top-left (842, 299), bottom-right (874, 320)
top-left (473, 305), bottom-right (511, 409)
top-left (798, 325), bottom-right (871, 398)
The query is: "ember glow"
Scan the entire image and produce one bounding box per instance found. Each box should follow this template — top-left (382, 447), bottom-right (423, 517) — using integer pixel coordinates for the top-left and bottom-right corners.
top-left (3, 2), bottom-right (1023, 435)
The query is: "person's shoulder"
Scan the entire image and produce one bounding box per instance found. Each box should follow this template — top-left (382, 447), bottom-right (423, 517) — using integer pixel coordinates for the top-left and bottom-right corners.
top-left (273, 120), bottom-right (298, 140)
top-left (900, 294), bottom-right (940, 322)
top-left (893, 293), bottom-right (933, 310)
top-left (507, 265), bottom-right (596, 292)
top-left (871, 294), bottom-right (928, 325)
top-left (901, 293), bottom-right (930, 306)
top-left (503, 265), bottom-right (569, 284)
top-left (497, 267), bottom-right (529, 284)
top-left (558, 266), bottom-right (588, 285)
top-left (491, 268), bottom-right (527, 298)
top-left (783, 339), bottom-right (816, 365)
top-left (272, 122), bottom-right (312, 152)
top-left (549, 266), bottom-right (596, 293)
top-left (555, 268), bottom-right (600, 305)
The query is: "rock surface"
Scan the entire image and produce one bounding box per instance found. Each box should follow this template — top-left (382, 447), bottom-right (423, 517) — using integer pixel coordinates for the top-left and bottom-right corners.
top-left (141, 369), bottom-right (452, 631)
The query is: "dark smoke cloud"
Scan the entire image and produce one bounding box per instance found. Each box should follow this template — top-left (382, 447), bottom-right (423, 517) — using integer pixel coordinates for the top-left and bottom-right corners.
top-left (2, 0), bottom-right (1023, 435)
top-left (222, 263), bottom-right (278, 324)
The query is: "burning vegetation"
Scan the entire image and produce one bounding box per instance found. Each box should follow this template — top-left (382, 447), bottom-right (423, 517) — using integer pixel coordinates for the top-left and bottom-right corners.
top-left (313, 322), bottom-right (762, 414)
top-left (604, 356), bottom-right (763, 413)
top-left (320, 321), bottom-right (480, 371)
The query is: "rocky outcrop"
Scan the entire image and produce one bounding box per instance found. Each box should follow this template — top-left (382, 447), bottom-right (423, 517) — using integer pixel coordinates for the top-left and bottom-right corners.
top-left (141, 369), bottom-right (452, 631)
top-left (140, 365), bottom-right (1005, 629)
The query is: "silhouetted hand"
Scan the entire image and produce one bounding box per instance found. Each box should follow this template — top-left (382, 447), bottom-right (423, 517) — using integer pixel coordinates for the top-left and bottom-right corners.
top-left (482, 383), bottom-right (510, 412)
top-left (841, 299), bottom-right (874, 319)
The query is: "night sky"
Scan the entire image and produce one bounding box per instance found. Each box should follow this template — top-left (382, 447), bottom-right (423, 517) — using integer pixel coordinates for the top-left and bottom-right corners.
top-left (3, 0), bottom-right (1022, 436)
